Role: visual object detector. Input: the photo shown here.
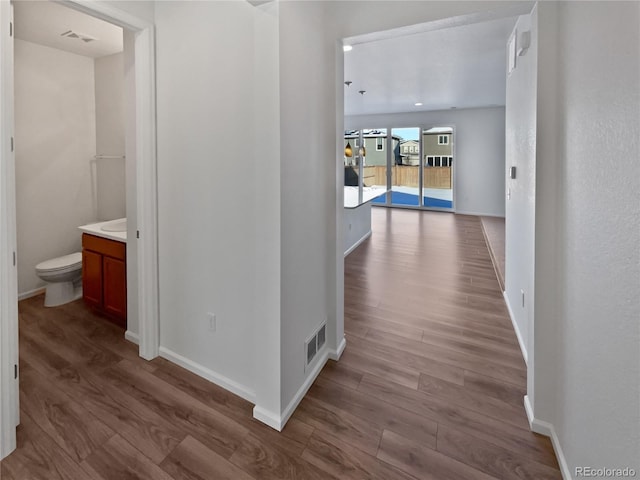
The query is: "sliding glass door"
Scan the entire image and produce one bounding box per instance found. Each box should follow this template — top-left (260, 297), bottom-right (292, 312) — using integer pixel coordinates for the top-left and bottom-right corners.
top-left (390, 127), bottom-right (420, 207)
top-left (422, 127), bottom-right (453, 209)
top-left (368, 124), bottom-right (454, 210)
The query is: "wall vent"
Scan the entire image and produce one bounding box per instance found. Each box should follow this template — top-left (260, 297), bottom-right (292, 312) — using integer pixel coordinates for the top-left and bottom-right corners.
top-left (317, 324), bottom-right (326, 350)
top-left (306, 337), bottom-right (317, 366)
top-left (60, 30), bottom-right (98, 43)
top-left (304, 322), bottom-right (327, 371)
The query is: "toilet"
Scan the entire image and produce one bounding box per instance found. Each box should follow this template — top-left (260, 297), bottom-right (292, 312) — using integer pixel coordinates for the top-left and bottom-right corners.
top-left (35, 252), bottom-right (83, 307)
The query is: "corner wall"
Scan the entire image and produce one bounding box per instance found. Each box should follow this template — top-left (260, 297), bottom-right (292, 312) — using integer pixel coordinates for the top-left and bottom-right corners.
top-left (278, 0), bottom-right (337, 418)
top-left (346, 107), bottom-right (506, 217)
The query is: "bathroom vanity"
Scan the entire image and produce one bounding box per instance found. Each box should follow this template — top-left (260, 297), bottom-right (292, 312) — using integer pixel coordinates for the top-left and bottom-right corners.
top-left (78, 219), bottom-right (127, 327)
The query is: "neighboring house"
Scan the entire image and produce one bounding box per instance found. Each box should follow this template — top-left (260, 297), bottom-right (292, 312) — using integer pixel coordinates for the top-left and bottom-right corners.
top-left (399, 140), bottom-right (420, 165)
top-left (423, 131), bottom-right (453, 167)
top-left (344, 130), bottom-right (400, 166)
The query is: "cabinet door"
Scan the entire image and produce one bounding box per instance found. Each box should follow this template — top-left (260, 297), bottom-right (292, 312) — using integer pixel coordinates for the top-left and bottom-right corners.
top-left (82, 249), bottom-right (103, 308)
top-left (103, 256), bottom-right (127, 326)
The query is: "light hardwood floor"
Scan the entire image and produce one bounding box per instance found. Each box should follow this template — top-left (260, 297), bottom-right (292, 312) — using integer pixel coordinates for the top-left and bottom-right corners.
top-left (1, 208), bottom-right (559, 479)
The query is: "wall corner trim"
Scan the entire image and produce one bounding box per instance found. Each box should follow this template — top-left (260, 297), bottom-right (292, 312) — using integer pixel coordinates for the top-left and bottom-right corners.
top-left (524, 395), bottom-right (572, 480)
top-left (503, 291), bottom-right (528, 365)
top-left (159, 346), bottom-right (256, 404)
top-left (252, 405), bottom-right (283, 431)
top-left (344, 229), bottom-right (371, 257)
top-left (253, 347), bottom-right (335, 432)
top-left (124, 330), bottom-right (139, 345)
top-left (329, 337), bottom-right (346, 361)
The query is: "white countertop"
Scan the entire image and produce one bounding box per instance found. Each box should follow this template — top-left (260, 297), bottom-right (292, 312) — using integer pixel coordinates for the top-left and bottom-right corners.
top-left (78, 218), bottom-right (127, 242)
top-left (344, 186), bottom-right (387, 208)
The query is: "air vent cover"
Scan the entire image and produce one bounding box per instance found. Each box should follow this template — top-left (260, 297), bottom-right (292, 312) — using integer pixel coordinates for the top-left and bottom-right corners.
top-left (304, 321), bottom-right (327, 371)
top-left (60, 30), bottom-right (98, 43)
top-left (317, 324), bottom-right (326, 350)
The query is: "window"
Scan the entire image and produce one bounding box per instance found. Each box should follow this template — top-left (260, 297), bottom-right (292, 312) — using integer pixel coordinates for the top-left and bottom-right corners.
top-left (376, 137), bottom-right (384, 151)
top-left (438, 135), bottom-right (449, 145)
top-left (427, 156), bottom-right (434, 167)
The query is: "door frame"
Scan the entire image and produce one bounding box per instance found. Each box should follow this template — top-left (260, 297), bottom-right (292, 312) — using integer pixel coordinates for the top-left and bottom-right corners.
top-left (0, 0), bottom-right (159, 458)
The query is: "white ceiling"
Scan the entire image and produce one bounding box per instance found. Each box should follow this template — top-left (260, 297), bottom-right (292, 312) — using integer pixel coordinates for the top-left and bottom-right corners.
top-left (14, 1), bottom-right (123, 59)
top-left (344, 16), bottom-right (518, 116)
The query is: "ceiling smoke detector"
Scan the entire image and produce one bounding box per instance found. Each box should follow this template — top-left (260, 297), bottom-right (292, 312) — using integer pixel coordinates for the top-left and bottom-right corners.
top-left (60, 30), bottom-right (98, 43)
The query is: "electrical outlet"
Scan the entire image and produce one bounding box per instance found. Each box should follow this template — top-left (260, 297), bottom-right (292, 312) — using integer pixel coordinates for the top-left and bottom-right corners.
top-left (207, 312), bottom-right (216, 331)
top-left (521, 289), bottom-right (525, 308)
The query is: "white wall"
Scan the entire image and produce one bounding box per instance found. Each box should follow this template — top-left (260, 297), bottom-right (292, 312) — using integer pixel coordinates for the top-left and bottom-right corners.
top-left (278, 0), bottom-right (336, 415)
top-left (344, 203), bottom-right (371, 256)
top-left (346, 107), bottom-right (506, 217)
top-left (14, 39), bottom-right (96, 296)
top-left (155, 0), bottom-right (263, 399)
top-left (532, 2), bottom-right (640, 475)
top-left (95, 52), bottom-right (126, 221)
top-left (504, 12), bottom-right (536, 362)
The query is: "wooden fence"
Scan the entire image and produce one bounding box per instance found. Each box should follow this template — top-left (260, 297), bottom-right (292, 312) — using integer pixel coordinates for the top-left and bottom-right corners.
top-left (362, 166), bottom-right (451, 189)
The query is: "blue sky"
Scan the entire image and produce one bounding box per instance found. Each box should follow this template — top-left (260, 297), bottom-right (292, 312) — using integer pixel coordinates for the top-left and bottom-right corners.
top-left (391, 127), bottom-right (420, 141)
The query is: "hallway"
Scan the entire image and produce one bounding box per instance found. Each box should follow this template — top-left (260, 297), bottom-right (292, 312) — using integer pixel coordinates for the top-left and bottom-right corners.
top-left (327, 207), bottom-right (560, 478)
top-left (1, 208), bottom-right (560, 480)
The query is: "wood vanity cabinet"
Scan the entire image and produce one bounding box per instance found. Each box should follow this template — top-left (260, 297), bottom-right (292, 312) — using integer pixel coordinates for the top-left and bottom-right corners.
top-left (82, 233), bottom-right (126, 327)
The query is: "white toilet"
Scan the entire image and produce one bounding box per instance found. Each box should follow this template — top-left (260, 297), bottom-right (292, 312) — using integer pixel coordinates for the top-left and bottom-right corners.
top-left (35, 252), bottom-right (83, 307)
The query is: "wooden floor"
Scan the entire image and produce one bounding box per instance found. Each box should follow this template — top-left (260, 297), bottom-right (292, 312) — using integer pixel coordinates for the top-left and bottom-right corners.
top-left (1, 208), bottom-right (560, 480)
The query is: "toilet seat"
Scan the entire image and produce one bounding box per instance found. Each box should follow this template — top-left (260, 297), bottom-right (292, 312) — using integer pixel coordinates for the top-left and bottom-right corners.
top-left (36, 252), bottom-right (82, 274)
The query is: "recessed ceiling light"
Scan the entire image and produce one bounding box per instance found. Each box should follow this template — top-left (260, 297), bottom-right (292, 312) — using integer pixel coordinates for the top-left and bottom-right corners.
top-left (414, 102), bottom-right (423, 106)
top-left (343, 45), bottom-right (353, 52)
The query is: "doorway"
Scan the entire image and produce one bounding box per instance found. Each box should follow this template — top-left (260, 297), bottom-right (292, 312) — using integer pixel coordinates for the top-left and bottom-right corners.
top-left (0, 0), bottom-right (158, 459)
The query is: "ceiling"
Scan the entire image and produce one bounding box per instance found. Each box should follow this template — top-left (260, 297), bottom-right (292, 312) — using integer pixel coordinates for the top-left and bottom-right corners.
top-left (344, 15), bottom-right (518, 116)
top-left (14, 1), bottom-right (123, 59)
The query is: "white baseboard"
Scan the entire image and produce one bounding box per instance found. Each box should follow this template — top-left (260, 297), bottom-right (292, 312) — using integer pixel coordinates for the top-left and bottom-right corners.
top-left (279, 348), bottom-right (329, 429)
top-left (252, 405), bottom-right (283, 431)
top-left (344, 230), bottom-right (371, 257)
top-left (159, 346), bottom-right (256, 404)
top-left (524, 395), bottom-right (572, 479)
top-left (503, 291), bottom-right (528, 365)
top-left (124, 330), bottom-right (139, 345)
top-left (253, 343), bottom-right (337, 431)
top-left (456, 210), bottom-right (505, 218)
top-left (17, 287), bottom-right (45, 301)
top-left (329, 336), bottom-right (346, 360)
